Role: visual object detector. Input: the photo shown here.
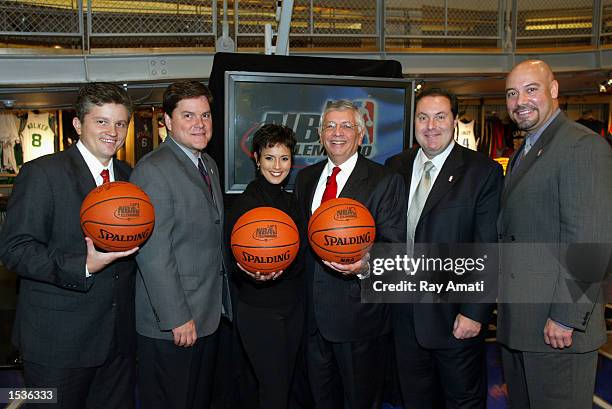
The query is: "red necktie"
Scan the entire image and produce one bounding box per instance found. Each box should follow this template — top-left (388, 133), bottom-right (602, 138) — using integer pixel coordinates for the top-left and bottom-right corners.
top-left (321, 166), bottom-right (341, 203)
top-left (100, 169), bottom-right (110, 184)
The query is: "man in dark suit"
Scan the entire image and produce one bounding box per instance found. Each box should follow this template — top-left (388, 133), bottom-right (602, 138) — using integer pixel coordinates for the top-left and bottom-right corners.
top-left (386, 88), bottom-right (503, 409)
top-left (294, 100), bottom-right (406, 409)
top-left (130, 81), bottom-right (229, 409)
top-left (0, 83), bottom-right (138, 408)
top-left (498, 60), bottom-right (612, 409)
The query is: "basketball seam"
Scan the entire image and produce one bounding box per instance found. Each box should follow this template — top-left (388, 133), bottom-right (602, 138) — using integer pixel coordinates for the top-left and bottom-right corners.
top-left (82, 221), bottom-right (155, 228)
top-left (308, 203), bottom-right (371, 230)
top-left (231, 242), bottom-right (299, 250)
top-left (231, 219), bottom-right (298, 235)
top-left (80, 197), bottom-right (153, 217)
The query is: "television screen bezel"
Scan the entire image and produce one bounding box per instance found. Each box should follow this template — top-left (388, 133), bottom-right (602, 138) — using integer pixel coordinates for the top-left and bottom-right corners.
top-left (224, 71), bottom-right (415, 194)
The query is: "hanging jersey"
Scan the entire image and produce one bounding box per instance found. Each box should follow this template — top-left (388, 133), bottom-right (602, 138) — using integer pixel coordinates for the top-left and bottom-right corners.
top-left (454, 120), bottom-right (477, 151)
top-left (158, 120), bottom-right (167, 142)
top-left (0, 112), bottom-right (21, 172)
top-left (21, 112), bottom-right (55, 162)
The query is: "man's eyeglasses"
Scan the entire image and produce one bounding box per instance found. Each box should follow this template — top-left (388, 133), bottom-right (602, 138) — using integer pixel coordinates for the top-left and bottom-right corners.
top-left (322, 121), bottom-right (360, 133)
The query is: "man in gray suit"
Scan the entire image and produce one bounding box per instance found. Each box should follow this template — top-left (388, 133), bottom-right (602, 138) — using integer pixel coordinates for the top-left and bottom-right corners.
top-left (130, 81), bottom-right (228, 409)
top-left (498, 59), bottom-right (612, 409)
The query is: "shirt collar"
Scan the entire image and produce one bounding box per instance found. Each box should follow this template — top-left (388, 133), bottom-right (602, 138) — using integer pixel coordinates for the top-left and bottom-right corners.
top-left (417, 140), bottom-right (455, 171)
top-left (169, 135), bottom-right (201, 167)
top-left (526, 108), bottom-right (561, 147)
top-left (326, 151), bottom-right (359, 175)
top-left (76, 140), bottom-right (114, 181)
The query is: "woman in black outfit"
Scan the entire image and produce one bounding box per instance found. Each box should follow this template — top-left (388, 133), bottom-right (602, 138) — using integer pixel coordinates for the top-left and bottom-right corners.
top-left (227, 124), bottom-right (304, 409)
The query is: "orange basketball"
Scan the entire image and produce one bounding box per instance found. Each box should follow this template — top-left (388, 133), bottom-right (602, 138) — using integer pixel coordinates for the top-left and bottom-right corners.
top-left (308, 198), bottom-right (375, 264)
top-left (231, 207), bottom-right (299, 274)
top-left (80, 181), bottom-right (155, 251)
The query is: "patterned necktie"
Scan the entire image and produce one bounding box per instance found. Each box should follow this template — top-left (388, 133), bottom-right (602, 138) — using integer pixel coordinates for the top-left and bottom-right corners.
top-left (197, 157), bottom-right (213, 195)
top-left (321, 166), bottom-right (341, 203)
top-left (100, 169), bottom-right (110, 184)
top-left (406, 161), bottom-right (435, 244)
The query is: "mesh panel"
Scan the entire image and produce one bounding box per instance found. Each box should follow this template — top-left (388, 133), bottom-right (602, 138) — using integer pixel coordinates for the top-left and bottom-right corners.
top-left (385, 0), bottom-right (499, 38)
top-left (0, 0), bottom-right (80, 34)
top-left (235, 0), bottom-right (276, 34)
top-left (291, 0), bottom-right (312, 34)
top-left (89, 0), bottom-right (214, 35)
top-left (312, 0), bottom-right (377, 35)
top-left (90, 36), bottom-right (216, 48)
top-left (386, 37), bottom-right (500, 50)
top-left (601, 0), bottom-right (612, 36)
top-left (516, 0), bottom-right (593, 38)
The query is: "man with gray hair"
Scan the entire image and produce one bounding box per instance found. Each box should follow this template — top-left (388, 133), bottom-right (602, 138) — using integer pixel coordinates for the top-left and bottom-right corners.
top-left (294, 99), bottom-right (406, 409)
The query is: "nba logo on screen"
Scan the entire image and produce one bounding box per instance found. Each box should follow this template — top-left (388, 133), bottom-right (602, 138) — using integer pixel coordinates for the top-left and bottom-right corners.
top-left (355, 100), bottom-right (375, 144)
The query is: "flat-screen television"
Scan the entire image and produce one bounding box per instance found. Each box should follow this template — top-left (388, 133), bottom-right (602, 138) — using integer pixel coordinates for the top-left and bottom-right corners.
top-left (224, 71), bottom-right (414, 193)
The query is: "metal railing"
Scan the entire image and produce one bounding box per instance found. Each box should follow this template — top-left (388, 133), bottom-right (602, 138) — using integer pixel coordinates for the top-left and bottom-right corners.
top-left (0, 0), bottom-right (610, 52)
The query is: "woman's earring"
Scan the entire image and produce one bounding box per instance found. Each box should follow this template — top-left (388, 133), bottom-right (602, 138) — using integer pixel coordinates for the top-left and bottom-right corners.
top-left (256, 163), bottom-right (260, 172)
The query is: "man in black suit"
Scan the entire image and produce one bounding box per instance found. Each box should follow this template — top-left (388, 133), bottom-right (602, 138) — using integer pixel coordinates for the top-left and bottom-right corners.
top-left (0, 83), bottom-right (138, 409)
top-left (386, 88), bottom-right (503, 409)
top-left (294, 100), bottom-right (406, 409)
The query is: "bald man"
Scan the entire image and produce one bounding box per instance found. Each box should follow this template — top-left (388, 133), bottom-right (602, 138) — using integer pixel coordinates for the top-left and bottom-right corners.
top-left (497, 60), bottom-right (612, 409)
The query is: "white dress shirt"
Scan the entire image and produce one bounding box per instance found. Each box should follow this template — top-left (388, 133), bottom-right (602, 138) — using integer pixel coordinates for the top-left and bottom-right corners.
top-left (408, 141), bottom-right (455, 209)
top-left (76, 140), bottom-right (115, 186)
top-left (311, 152), bottom-right (359, 214)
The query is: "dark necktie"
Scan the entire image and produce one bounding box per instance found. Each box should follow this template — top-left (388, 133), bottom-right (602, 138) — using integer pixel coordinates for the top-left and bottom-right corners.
top-left (512, 136), bottom-right (532, 171)
top-left (197, 157), bottom-right (213, 195)
top-left (100, 169), bottom-right (110, 184)
top-left (321, 166), bottom-right (341, 203)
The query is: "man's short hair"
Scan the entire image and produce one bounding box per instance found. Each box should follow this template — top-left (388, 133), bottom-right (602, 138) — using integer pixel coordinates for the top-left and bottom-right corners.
top-left (75, 83), bottom-right (133, 122)
top-left (415, 88), bottom-right (459, 119)
top-left (319, 99), bottom-right (365, 132)
top-left (163, 80), bottom-right (213, 117)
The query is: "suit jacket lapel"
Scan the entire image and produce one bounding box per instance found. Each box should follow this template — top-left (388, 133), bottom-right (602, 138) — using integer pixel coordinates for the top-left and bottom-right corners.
top-left (419, 144), bottom-right (464, 220)
top-left (201, 153), bottom-right (223, 215)
top-left (66, 145), bottom-right (96, 198)
top-left (398, 148), bottom-right (418, 198)
top-left (165, 138), bottom-right (216, 206)
top-left (113, 161), bottom-right (129, 182)
top-left (502, 113), bottom-right (564, 204)
top-left (339, 155), bottom-right (368, 199)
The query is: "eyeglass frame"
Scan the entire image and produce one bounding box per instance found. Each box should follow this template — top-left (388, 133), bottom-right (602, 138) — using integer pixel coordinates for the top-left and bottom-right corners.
top-left (320, 120), bottom-right (362, 134)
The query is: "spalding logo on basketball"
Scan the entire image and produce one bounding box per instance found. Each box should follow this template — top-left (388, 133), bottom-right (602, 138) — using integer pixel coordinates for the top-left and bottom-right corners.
top-left (80, 181), bottom-right (155, 251)
top-left (231, 207), bottom-right (299, 274)
top-left (308, 198), bottom-right (375, 264)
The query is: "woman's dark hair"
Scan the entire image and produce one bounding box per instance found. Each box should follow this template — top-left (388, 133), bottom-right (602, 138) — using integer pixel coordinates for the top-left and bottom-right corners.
top-left (251, 123), bottom-right (297, 160)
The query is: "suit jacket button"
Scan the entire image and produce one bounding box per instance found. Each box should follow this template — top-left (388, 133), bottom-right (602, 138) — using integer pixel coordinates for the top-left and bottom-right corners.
top-left (510, 273), bottom-right (516, 278)
top-left (114, 274), bottom-right (119, 279)
top-left (510, 235), bottom-right (516, 241)
top-left (112, 302), bottom-right (116, 307)
top-left (215, 219), bottom-right (220, 224)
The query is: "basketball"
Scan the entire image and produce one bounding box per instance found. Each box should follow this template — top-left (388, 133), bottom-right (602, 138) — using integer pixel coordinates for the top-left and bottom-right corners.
top-left (80, 181), bottom-right (155, 251)
top-left (231, 207), bottom-right (300, 274)
top-left (308, 198), bottom-right (375, 264)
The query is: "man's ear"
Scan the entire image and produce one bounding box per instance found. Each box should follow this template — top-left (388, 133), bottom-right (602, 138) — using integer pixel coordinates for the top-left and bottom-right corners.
top-left (72, 117), bottom-right (82, 135)
top-left (164, 113), bottom-right (173, 132)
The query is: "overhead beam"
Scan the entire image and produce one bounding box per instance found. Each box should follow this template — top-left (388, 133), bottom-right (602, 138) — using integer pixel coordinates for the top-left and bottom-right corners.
top-left (1, 49), bottom-right (612, 86)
